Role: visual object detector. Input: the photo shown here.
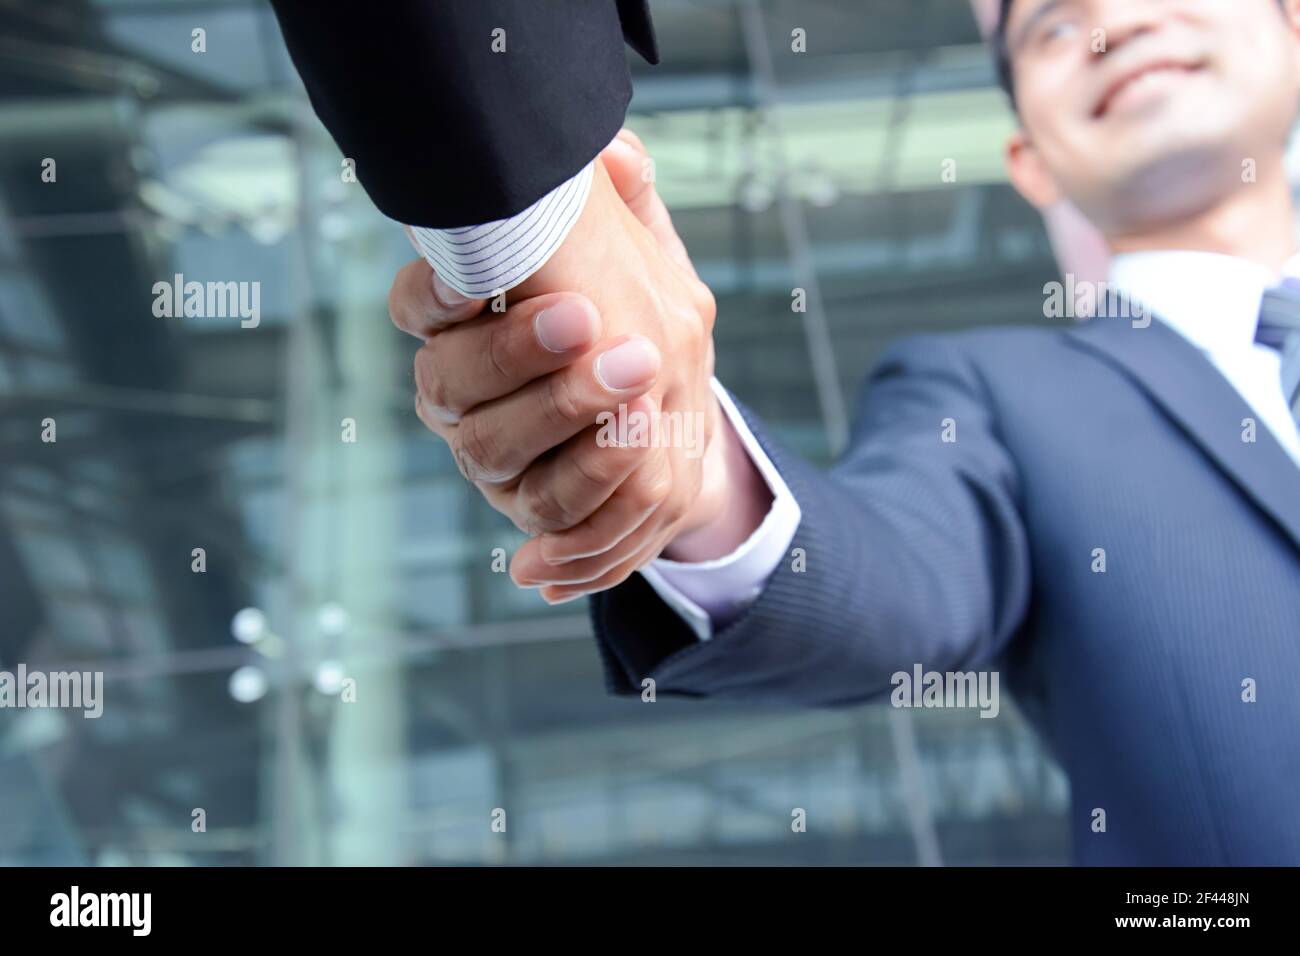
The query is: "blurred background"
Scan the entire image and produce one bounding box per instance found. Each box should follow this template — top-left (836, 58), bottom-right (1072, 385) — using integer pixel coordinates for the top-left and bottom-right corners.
top-left (0, 0), bottom-right (1080, 865)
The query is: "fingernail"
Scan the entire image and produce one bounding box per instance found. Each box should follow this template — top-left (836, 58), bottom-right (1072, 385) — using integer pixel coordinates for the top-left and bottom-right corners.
top-left (535, 302), bottom-right (596, 353)
top-left (544, 591), bottom-right (588, 606)
top-left (595, 337), bottom-right (660, 391)
top-left (431, 271), bottom-right (469, 308)
top-left (605, 136), bottom-right (638, 162)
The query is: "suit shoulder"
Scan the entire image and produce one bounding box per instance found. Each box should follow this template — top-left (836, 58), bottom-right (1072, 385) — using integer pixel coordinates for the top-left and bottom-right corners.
top-left (881, 324), bottom-right (1075, 373)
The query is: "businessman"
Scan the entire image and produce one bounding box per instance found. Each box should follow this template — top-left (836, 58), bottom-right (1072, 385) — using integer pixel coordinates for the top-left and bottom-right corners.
top-left (279, 0), bottom-right (1300, 864)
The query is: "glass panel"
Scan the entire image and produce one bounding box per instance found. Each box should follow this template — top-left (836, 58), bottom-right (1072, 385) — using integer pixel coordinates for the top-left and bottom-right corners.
top-left (0, 0), bottom-right (1069, 865)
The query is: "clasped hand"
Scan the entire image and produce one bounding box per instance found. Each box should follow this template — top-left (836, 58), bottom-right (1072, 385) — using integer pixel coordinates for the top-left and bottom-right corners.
top-left (388, 131), bottom-right (733, 604)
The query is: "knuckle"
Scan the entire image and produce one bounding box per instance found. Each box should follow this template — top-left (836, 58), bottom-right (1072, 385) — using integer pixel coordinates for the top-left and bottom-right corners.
top-left (572, 445), bottom-right (618, 490)
top-left (485, 319), bottom-right (515, 383)
top-left (386, 286), bottom-right (406, 331)
top-left (453, 414), bottom-right (508, 481)
top-left (660, 493), bottom-right (689, 528)
top-left (668, 299), bottom-right (706, 345)
top-left (520, 481), bottom-right (578, 534)
top-left (386, 263), bottom-right (419, 330)
top-left (414, 394), bottom-right (452, 442)
top-left (541, 371), bottom-right (584, 429)
top-left (696, 284), bottom-right (717, 333)
top-left (629, 462), bottom-right (672, 514)
top-left (412, 343), bottom-right (440, 401)
top-left (388, 290), bottom-right (417, 336)
top-left (413, 344), bottom-right (460, 422)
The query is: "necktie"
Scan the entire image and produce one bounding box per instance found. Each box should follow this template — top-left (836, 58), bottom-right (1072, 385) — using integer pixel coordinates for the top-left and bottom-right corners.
top-left (1256, 279), bottom-right (1300, 425)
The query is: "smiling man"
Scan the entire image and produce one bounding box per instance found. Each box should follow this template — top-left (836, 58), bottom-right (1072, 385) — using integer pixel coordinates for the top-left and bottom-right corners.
top-left (999, 0), bottom-right (1299, 263)
top-left (378, 0), bottom-right (1300, 864)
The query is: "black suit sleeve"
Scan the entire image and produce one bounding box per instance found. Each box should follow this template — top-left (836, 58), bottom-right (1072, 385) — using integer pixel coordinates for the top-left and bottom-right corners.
top-left (266, 0), bottom-right (659, 228)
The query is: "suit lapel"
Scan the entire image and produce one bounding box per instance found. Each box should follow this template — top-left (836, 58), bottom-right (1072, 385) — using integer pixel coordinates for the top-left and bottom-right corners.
top-left (1065, 312), bottom-right (1300, 557)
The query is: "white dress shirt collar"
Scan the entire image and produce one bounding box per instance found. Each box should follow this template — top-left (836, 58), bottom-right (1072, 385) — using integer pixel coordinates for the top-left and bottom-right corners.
top-left (1107, 248), bottom-right (1300, 470)
top-left (1109, 249), bottom-right (1300, 354)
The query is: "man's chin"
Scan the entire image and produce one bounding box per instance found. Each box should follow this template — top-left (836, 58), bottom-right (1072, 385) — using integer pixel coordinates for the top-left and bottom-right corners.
top-left (1066, 139), bottom-right (1241, 232)
top-left (1111, 158), bottom-right (1241, 227)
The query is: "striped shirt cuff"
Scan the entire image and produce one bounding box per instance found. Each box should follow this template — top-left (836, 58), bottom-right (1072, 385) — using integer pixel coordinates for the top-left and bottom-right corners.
top-left (407, 162), bottom-right (595, 299)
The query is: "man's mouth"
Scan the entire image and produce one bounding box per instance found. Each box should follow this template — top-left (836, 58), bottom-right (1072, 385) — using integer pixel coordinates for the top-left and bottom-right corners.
top-left (1093, 60), bottom-right (1206, 119)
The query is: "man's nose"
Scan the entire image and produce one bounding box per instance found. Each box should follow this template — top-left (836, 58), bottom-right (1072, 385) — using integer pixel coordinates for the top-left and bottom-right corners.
top-left (1089, 0), bottom-right (1166, 58)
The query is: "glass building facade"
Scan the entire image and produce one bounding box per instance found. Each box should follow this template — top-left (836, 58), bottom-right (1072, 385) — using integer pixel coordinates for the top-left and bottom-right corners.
top-left (0, 0), bottom-right (1074, 865)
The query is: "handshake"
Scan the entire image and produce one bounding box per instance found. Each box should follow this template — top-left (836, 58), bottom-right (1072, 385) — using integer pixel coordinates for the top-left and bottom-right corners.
top-left (388, 131), bottom-right (772, 604)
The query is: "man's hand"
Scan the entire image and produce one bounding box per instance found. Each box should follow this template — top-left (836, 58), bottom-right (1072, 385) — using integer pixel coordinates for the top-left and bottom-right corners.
top-left (389, 132), bottom-right (768, 603)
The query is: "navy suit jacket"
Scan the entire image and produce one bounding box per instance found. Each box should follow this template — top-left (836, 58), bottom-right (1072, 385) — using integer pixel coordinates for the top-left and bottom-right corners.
top-left (590, 314), bottom-right (1300, 865)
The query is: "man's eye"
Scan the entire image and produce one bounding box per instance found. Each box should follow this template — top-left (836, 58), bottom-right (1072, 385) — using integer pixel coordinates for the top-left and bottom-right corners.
top-left (1035, 19), bottom-right (1081, 47)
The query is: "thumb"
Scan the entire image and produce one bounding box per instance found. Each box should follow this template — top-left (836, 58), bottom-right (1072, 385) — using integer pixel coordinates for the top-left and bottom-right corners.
top-left (600, 131), bottom-right (699, 279)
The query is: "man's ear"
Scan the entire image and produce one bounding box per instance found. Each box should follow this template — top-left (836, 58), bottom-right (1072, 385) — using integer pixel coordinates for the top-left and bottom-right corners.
top-left (1005, 128), bottom-right (1061, 210)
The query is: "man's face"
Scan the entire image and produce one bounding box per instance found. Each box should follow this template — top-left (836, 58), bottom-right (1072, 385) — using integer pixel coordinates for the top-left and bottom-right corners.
top-left (1003, 0), bottom-right (1300, 234)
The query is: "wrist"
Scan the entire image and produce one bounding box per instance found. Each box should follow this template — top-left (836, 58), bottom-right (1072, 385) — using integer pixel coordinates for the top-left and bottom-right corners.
top-left (663, 400), bottom-right (772, 563)
top-left (509, 159), bottom-right (628, 304)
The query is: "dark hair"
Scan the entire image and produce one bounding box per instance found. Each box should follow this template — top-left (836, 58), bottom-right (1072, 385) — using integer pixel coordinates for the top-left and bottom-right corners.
top-left (994, 0), bottom-right (1015, 103)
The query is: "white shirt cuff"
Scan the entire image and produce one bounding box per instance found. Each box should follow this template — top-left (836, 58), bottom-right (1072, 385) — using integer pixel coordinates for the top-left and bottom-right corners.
top-left (407, 162), bottom-right (595, 299)
top-left (638, 379), bottom-right (802, 641)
